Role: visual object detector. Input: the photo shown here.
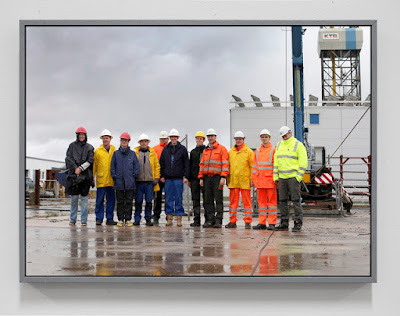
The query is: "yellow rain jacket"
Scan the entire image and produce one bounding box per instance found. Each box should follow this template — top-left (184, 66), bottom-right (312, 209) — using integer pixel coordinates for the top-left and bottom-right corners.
top-left (93, 144), bottom-right (116, 188)
top-left (228, 144), bottom-right (254, 190)
top-left (134, 146), bottom-right (161, 192)
top-left (273, 137), bottom-right (308, 182)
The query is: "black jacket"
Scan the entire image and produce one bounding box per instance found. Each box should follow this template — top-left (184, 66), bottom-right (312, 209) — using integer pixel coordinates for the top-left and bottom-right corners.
top-left (65, 136), bottom-right (94, 195)
top-left (160, 142), bottom-right (190, 180)
top-left (189, 145), bottom-right (205, 181)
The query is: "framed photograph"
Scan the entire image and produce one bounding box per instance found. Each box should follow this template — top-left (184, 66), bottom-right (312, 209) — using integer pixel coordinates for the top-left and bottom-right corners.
top-left (20, 20), bottom-right (376, 283)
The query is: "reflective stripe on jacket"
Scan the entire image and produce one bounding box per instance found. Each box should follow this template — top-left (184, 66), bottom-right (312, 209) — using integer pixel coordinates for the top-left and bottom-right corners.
top-left (228, 143), bottom-right (254, 190)
top-left (252, 142), bottom-right (276, 188)
top-left (198, 141), bottom-right (229, 178)
top-left (134, 146), bottom-right (161, 192)
top-left (273, 137), bottom-right (308, 182)
top-left (93, 144), bottom-right (116, 188)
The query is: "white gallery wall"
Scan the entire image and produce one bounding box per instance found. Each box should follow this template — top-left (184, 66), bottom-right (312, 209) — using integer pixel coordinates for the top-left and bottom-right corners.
top-left (0, 1), bottom-right (397, 315)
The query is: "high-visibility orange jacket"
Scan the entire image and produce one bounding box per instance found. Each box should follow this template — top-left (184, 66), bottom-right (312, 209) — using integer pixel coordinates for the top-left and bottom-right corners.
top-left (153, 142), bottom-right (168, 160)
top-left (228, 143), bottom-right (254, 190)
top-left (252, 142), bottom-right (276, 188)
top-left (198, 141), bottom-right (229, 178)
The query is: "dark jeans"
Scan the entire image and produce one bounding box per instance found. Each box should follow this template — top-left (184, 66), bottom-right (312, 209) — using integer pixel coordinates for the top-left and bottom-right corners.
top-left (153, 182), bottom-right (164, 219)
top-left (116, 189), bottom-right (134, 221)
top-left (190, 179), bottom-right (205, 223)
top-left (203, 175), bottom-right (224, 224)
top-left (278, 177), bottom-right (303, 222)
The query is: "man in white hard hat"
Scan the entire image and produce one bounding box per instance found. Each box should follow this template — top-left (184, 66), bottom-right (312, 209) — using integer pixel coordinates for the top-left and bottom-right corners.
top-left (134, 134), bottom-right (160, 226)
top-left (252, 129), bottom-right (277, 230)
top-left (198, 128), bottom-right (229, 228)
top-left (188, 131), bottom-right (207, 227)
top-left (226, 131), bottom-right (254, 229)
top-left (274, 126), bottom-right (308, 232)
top-left (93, 129), bottom-right (117, 225)
top-left (159, 129), bottom-right (190, 227)
top-left (152, 130), bottom-right (169, 224)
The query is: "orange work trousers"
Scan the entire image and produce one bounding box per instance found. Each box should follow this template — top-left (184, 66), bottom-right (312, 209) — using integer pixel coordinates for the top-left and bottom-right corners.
top-left (257, 188), bottom-right (278, 225)
top-left (229, 188), bottom-right (252, 223)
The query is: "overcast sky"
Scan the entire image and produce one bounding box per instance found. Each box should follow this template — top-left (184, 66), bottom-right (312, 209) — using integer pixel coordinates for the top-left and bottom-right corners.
top-left (26, 26), bottom-right (370, 161)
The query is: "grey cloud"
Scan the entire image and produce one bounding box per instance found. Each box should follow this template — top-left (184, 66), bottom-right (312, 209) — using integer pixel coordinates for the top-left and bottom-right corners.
top-left (26, 26), bottom-right (371, 161)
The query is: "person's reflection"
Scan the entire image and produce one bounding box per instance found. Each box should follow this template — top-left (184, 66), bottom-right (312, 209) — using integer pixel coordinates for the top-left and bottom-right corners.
top-left (67, 226), bottom-right (90, 273)
top-left (258, 248), bottom-right (279, 276)
top-left (187, 243), bottom-right (224, 275)
top-left (162, 229), bottom-right (185, 275)
top-left (95, 226), bottom-right (116, 276)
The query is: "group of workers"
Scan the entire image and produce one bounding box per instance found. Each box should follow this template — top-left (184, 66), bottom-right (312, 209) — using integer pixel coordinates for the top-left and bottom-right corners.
top-left (65, 124), bottom-right (308, 231)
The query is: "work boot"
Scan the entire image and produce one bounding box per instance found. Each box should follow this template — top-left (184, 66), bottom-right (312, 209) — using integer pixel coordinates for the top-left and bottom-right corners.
top-left (245, 223), bottom-right (251, 229)
top-left (125, 220), bottom-right (134, 227)
top-left (292, 220), bottom-right (302, 232)
top-left (253, 223), bottom-right (267, 230)
top-left (225, 222), bottom-right (237, 229)
top-left (69, 222), bottom-right (76, 226)
top-left (190, 221), bottom-right (201, 227)
top-left (106, 221), bottom-right (117, 225)
top-left (133, 220), bottom-right (140, 226)
top-left (203, 221), bottom-right (214, 228)
top-left (146, 218), bottom-right (153, 226)
top-left (275, 220), bottom-right (289, 231)
top-left (213, 222), bottom-right (222, 228)
top-left (267, 224), bottom-right (276, 231)
top-left (166, 214), bottom-right (173, 226)
top-left (117, 221), bottom-right (124, 227)
top-left (177, 216), bottom-right (182, 227)
top-left (153, 217), bottom-right (159, 225)
top-left (96, 221), bottom-right (102, 226)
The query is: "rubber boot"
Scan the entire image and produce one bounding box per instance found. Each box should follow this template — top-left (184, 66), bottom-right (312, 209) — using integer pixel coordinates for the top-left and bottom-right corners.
top-left (253, 223), bottom-right (267, 230)
top-left (275, 220), bottom-right (289, 231)
top-left (177, 216), bottom-right (182, 227)
top-left (166, 214), bottom-right (173, 226)
top-left (225, 222), bottom-right (237, 228)
top-left (292, 220), bottom-right (302, 232)
top-left (267, 224), bottom-right (275, 231)
top-left (146, 218), bottom-right (153, 226)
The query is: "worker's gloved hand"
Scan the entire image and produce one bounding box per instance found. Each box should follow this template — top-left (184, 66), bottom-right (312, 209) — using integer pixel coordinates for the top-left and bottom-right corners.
top-left (153, 178), bottom-right (159, 186)
top-left (274, 180), bottom-right (279, 186)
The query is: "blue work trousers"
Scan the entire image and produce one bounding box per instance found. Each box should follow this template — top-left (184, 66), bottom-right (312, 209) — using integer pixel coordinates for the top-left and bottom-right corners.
top-left (95, 186), bottom-right (115, 223)
top-left (135, 182), bottom-right (154, 221)
top-left (165, 179), bottom-right (184, 216)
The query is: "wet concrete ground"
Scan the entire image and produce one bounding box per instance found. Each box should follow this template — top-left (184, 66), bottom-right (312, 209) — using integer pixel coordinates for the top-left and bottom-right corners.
top-left (26, 208), bottom-right (370, 277)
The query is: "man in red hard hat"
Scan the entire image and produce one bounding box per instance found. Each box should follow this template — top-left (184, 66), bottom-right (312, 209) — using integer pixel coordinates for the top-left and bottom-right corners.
top-left (65, 126), bottom-right (94, 226)
top-left (111, 132), bottom-right (140, 227)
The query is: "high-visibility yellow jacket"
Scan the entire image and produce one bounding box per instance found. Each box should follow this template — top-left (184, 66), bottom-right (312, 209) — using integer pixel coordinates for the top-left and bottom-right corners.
top-left (93, 144), bottom-right (116, 188)
top-left (228, 144), bottom-right (254, 190)
top-left (252, 142), bottom-right (276, 188)
top-left (134, 146), bottom-right (161, 192)
top-left (273, 137), bottom-right (308, 182)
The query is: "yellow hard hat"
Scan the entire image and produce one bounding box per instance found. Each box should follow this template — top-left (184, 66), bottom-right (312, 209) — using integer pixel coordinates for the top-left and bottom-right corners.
top-left (195, 131), bottom-right (206, 139)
